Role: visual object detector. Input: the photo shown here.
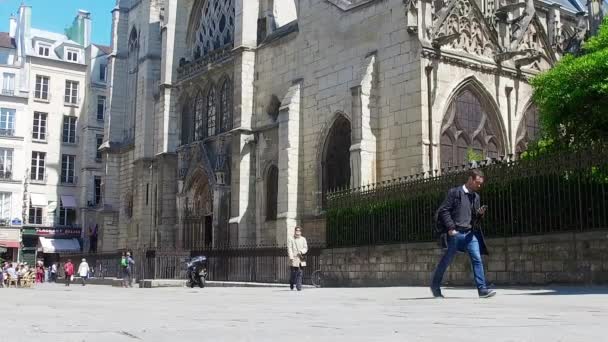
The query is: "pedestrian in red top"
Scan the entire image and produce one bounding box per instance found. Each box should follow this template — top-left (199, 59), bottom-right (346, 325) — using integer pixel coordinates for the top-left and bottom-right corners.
top-left (63, 259), bottom-right (74, 287)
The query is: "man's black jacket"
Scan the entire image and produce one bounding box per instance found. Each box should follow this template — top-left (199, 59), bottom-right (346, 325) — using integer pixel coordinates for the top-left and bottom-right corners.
top-left (436, 186), bottom-right (489, 255)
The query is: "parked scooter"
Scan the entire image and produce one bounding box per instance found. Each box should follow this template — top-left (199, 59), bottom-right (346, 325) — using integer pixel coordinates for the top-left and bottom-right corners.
top-left (186, 255), bottom-right (207, 288)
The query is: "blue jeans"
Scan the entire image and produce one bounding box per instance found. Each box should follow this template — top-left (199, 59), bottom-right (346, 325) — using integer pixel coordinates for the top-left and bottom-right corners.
top-left (290, 267), bottom-right (303, 290)
top-left (431, 230), bottom-right (487, 290)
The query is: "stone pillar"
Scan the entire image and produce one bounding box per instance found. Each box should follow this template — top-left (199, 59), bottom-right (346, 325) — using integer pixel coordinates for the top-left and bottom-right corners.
top-left (277, 80), bottom-right (302, 244)
top-left (588, 0), bottom-right (604, 36)
top-left (350, 54), bottom-right (377, 188)
top-left (229, 133), bottom-right (256, 246)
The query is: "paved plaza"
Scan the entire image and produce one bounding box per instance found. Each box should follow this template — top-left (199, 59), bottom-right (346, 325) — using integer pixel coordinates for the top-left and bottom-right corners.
top-left (1, 284), bottom-right (607, 342)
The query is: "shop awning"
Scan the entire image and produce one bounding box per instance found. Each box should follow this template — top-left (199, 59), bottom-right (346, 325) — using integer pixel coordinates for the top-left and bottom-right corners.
top-left (30, 193), bottom-right (47, 207)
top-left (38, 237), bottom-right (81, 253)
top-left (60, 195), bottom-right (77, 209)
top-left (0, 240), bottom-right (19, 248)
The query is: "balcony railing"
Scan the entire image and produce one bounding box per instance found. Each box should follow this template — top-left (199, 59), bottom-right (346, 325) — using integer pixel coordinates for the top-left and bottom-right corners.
top-left (0, 128), bottom-right (15, 137)
top-left (0, 171), bottom-right (12, 180)
top-left (1, 89), bottom-right (15, 96)
top-left (60, 175), bottom-right (78, 185)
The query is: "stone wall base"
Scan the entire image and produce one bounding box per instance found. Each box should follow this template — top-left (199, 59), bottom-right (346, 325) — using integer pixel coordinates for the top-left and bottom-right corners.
top-left (320, 231), bottom-right (608, 287)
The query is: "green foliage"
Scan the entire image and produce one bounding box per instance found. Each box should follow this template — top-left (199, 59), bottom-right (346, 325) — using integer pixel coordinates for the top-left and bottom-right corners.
top-left (466, 148), bottom-right (483, 162)
top-left (531, 18), bottom-right (608, 149)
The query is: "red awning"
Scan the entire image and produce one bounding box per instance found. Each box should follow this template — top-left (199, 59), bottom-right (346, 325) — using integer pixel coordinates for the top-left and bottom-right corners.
top-left (0, 240), bottom-right (20, 248)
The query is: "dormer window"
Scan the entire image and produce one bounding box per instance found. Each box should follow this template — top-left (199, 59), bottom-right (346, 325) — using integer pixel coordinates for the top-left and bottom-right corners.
top-left (66, 49), bottom-right (79, 62)
top-left (38, 44), bottom-right (50, 57)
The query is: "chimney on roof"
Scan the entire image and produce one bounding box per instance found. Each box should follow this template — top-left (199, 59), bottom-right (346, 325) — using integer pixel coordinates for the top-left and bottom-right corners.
top-left (78, 10), bottom-right (92, 47)
top-left (9, 14), bottom-right (17, 38)
top-left (18, 4), bottom-right (31, 38)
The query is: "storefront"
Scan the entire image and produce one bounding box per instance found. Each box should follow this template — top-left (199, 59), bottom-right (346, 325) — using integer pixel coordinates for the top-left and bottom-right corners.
top-left (0, 227), bottom-right (21, 262)
top-left (21, 226), bottom-right (82, 266)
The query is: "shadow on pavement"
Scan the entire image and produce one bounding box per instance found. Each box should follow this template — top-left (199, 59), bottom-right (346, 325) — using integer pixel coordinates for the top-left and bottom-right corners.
top-left (503, 286), bottom-right (608, 296)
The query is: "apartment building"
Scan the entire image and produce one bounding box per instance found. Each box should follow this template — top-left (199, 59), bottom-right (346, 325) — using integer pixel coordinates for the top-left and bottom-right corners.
top-left (0, 5), bottom-right (105, 263)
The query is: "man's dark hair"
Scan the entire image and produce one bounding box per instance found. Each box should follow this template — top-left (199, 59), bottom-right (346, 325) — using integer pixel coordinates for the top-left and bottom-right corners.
top-left (468, 169), bottom-right (484, 180)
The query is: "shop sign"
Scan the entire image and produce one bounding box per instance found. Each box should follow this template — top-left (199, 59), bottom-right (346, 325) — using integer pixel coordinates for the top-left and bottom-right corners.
top-left (35, 227), bottom-right (82, 238)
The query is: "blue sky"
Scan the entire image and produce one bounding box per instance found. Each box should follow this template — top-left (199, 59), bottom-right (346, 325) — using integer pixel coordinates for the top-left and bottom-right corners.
top-left (0, 0), bottom-right (114, 45)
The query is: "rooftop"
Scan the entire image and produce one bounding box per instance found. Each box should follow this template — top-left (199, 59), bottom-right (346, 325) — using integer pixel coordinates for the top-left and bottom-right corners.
top-left (0, 32), bottom-right (16, 49)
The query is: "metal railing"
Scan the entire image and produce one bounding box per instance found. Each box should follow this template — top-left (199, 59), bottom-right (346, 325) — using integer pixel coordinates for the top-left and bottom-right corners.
top-left (326, 146), bottom-right (608, 248)
top-left (0, 128), bottom-right (15, 137)
top-left (61, 245), bottom-right (324, 285)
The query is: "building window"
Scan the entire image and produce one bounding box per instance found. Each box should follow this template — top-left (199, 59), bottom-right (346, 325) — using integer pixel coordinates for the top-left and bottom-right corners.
top-left (2, 73), bottom-right (15, 95)
top-left (206, 87), bottom-right (217, 137)
top-left (58, 206), bottom-right (76, 226)
top-left (94, 176), bottom-right (102, 205)
top-left (322, 115), bottom-right (352, 208)
top-left (0, 108), bottom-right (15, 137)
top-left (66, 50), bottom-right (79, 62)
top-left (29, 207), bottom-right (43, 225)
top-left (440, 87), bottom-right (505, 168)
top-left (266, 165), bottom-right (278, 220)
top-left (0, 148), bottom-right (13, 180)
top-left (32, 112), bottom-right (47, 141)
top-left (35, 75), bottom-right (49, 100)
top-left (31, 152), bottom-right (46, 181)
top-left (64, 80), bottom-right (79, 104)
top-left (97, 96), bottom-right (106, 121)
top-left (192, 0), bottom-right (235, 59)
top-left (194, 91), bottom-right (205, 141)
top-left (181, 100), bottom-right (193, 145)
top-left (99, 64), bottom-right (107, 82)
top-left (96, 135), bottom-right (103, 161)
top-left (219, 79), bottom-right (232, 133)
top-left (62, 116), bottom-right (77, 143)
top-left (61, 155), bottom-right (76, 184)
top-left (38, 44), bottom-right (50, 57)
top-left (0, 192), bottom-right (10, 220)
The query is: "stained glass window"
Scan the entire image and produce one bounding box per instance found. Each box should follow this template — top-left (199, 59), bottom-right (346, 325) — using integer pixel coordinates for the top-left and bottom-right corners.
top-left (440, 87), bottom-right (504, 168)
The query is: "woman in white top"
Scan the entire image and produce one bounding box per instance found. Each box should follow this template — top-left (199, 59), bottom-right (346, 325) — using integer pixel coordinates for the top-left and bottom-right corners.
top-left (287, 227), bottom-right (308, 291)
top-left (78, 258), bottom-right (90, 286)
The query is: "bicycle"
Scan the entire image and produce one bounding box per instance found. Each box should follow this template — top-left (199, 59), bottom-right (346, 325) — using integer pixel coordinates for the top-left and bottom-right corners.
top-left (311, 269), bottom-right (323, 288)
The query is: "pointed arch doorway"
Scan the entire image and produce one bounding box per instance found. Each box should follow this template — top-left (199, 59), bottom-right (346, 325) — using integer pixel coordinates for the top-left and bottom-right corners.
top-left (182, 167), bottom-right (214, 250)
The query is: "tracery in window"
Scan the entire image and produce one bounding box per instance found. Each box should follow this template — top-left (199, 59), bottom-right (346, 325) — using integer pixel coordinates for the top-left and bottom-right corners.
top-left (195, 91), bottom-right (205, 141)
top-left (440, 87), bottom-right (505, 168)
top-left (193, 0), bottom-right (235, 59)
top-left (219, 79), bottom-right (232, 133)
top-left (206, 87), bottom-right (217, 137)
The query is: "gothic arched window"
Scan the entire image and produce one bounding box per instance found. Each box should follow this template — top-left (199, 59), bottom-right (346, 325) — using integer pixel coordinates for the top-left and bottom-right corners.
top-left (440, 87), bottom-right (505, 168)
top-left (194, 91), bottom-right (205, 141)
top-left (181, 99), bottom-right (193, 145)
top-left (206, 87), bottom-right (217, 137)
top-left (266, 165), bottom-right (278, 221)
top-left (126, 28), bottom-right (139, 141)
top-left (322, 115), bottom-right (351, 207)
top-left (193, 0), bottom-right (235, 59)
top-left (515, 105), bottom-right (541, 155)
top-left (219, 79), bottom-right (232, 133)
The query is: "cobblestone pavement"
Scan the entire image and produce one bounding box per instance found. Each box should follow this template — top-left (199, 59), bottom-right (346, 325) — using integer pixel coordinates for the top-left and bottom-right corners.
top-left (1, 284), bottom-right (607, 342)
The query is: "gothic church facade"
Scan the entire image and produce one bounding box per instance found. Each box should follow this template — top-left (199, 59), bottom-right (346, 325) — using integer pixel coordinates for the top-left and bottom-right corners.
top-left (95, 0), bottom-right (602, 251)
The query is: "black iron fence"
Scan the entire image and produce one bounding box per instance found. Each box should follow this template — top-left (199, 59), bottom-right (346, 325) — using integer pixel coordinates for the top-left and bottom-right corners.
top-left (59, 244), bottom-right (323, 285)
top-left (326, 146), bottom-right (608, 248)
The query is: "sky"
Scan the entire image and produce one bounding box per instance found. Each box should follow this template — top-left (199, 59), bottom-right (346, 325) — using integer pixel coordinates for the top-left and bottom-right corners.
top-left (0, 0), bottom-right (114, 45)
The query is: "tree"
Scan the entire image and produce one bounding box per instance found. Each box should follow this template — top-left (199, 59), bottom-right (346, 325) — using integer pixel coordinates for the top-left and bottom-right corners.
top-left (531, 18), bottom-right (608, 149)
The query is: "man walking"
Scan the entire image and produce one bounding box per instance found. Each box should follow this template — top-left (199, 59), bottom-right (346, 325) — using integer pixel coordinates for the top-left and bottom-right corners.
top-left (78, 258), bottom-right (90, 286)
top-left (121, 252), bottom-right (135, 288)
top-left (51, 263), bottom-right (57, 282)
top-left (63, 259), bottom-right (74, 287)
top-left (431, 169), bottom-right (495, 298)
top-left (288, 226), bottom-right (308, 291)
